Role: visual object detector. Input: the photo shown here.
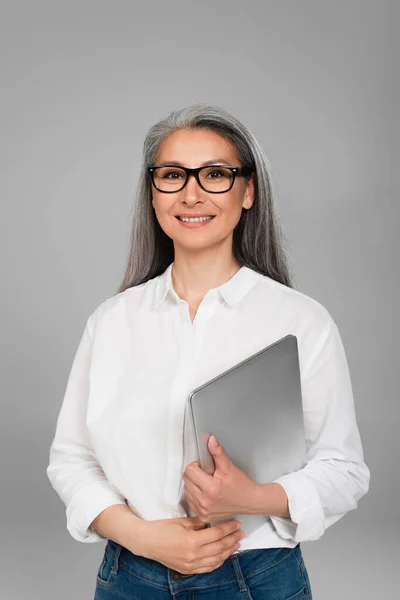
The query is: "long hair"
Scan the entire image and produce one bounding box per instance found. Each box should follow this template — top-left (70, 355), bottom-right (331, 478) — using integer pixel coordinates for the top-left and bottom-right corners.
top-left (116, 102), bottom-right (295, 293)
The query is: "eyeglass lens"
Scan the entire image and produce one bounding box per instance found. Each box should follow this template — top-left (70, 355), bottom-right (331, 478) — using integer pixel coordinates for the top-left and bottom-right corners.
top-left (153, 166), bottom-right (234, 192)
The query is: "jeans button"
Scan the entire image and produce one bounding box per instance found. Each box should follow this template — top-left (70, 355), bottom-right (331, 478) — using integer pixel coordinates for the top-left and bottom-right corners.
top-left (172, 571), bottom-right (182, 580)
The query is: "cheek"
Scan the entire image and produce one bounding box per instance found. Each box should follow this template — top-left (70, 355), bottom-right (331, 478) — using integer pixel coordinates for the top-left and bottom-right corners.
top-left (152, 201), bottom-right (174, 227)
top-left (152, 197), bottom-right (164, 214)
top-left (223, 197), bottom-right (245, 223)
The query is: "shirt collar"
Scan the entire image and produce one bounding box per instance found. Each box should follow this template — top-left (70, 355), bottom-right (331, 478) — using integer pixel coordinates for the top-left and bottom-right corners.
top-left (151, 262), bottom-right (263, 309)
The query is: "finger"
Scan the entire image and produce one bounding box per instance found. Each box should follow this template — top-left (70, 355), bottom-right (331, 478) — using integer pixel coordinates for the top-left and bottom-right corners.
top-left (184, 476), bottom-right (202, 496)
top-left (184, 462), bottom-right (213, 490)
top-left (181, 516), bottom-right (209, 530)
top-left (197, 519), bottom-right (242, 546)
top-left (185, 491), bottom-right (205, 520)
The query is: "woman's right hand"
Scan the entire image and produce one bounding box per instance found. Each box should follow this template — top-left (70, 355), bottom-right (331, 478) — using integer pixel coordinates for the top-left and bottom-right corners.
top-left (137, 516), bottom-right (245, 575)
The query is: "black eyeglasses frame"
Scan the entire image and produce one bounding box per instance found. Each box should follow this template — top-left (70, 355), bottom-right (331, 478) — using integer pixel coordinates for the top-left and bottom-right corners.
top-left (147, 165), bottom-right (253, 194)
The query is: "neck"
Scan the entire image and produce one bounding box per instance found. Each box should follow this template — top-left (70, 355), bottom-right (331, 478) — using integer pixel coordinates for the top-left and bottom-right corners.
top-left (171, 256), bottom-right (241, 304)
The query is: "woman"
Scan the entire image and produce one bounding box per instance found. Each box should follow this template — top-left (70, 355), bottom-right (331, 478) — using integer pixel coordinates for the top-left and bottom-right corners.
top-left (46, 103), bottom-right (370, 599)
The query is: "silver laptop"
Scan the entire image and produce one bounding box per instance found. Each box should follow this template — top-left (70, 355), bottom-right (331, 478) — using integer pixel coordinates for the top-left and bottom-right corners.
top-left (187, 334), bottom-right (307, 534)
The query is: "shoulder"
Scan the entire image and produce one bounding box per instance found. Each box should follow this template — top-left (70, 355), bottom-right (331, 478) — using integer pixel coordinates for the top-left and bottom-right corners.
top-left (251, 274), bottom-right (342, 380)
top-left (255, 273), bottom-right (334, 330)
top-left (85, 277), bottom-right (155, 336)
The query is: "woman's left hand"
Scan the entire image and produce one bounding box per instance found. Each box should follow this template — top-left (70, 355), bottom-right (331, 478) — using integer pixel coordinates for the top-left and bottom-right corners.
top-left (182, 434), bottom-right (260, 523)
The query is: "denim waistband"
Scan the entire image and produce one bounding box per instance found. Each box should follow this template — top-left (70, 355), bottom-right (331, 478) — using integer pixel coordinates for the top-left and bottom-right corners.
top-left (105, 539), bottom-right (303, 594)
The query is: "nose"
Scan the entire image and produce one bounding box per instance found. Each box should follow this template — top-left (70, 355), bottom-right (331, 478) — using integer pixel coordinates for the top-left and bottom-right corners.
top-left (181, 172), bottom-right (203, 201)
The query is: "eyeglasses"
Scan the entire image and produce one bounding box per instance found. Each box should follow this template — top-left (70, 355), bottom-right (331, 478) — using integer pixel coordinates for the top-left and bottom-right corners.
top-left (147, 164), bottom-right (253, 194)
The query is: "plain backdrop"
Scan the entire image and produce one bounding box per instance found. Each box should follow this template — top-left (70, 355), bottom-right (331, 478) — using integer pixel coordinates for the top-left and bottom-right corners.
top-left (1, 1), bottom-right (398, 598)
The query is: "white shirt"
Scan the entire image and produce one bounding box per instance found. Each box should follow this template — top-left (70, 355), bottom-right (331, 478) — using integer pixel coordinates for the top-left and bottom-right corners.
top-left (46, 262), bottom-right (370, 550)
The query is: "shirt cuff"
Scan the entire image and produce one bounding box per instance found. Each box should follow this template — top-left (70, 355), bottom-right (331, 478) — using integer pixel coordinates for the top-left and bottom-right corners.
top-left (65, 482), bottom-right (127, 543)
top-left (269, 472), bottom-right (325, 542)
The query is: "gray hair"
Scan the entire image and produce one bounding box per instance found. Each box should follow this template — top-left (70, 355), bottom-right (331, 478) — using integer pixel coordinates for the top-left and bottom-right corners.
top-left (117, 102), bottom-right (295, 293)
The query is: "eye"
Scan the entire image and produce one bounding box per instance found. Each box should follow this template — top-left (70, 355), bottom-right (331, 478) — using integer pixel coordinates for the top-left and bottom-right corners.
top-left (162, 170), bottom-right (184, 180)
top-left (206, 169), bottom-right (225, 179)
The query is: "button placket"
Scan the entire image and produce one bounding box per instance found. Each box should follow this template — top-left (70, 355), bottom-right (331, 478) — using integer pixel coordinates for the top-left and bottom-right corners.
top-left (163, 295), bottom-right (219, 512)
top-left (163, 306), bottom-right (197, 511)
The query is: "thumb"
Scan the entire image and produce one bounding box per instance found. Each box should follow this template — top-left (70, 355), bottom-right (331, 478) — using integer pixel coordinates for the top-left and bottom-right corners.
top-left (208, 434), bottom-right (224, 456)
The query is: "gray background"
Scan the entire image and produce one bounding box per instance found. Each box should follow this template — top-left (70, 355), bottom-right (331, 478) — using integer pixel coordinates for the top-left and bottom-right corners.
top-left (1, 1), bottom-right (398, 598)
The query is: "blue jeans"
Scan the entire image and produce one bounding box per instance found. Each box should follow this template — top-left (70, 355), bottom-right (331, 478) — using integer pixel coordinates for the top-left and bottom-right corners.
top-left (94, 539), bottom-right (313, 599)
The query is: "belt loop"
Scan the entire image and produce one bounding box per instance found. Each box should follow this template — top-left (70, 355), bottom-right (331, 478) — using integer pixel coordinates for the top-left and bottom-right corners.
top-left (229, 555), bottom-right (248, 593)
top-left (111, 544), bottom-right (122, 576)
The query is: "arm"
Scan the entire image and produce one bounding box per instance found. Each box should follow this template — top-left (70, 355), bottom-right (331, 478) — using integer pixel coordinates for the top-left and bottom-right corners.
top-left (248, 482), bottom-right (290, 519)
top-left (251, 319), bottom-right (370, 542)
top-left (90, 504), bottom-right (148, 555)
top-left (46, 317), bottom-right (128, 543)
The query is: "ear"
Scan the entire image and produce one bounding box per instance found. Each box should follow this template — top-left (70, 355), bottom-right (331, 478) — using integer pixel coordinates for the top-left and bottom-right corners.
top-left (242, 172), bottom-right (256, 211)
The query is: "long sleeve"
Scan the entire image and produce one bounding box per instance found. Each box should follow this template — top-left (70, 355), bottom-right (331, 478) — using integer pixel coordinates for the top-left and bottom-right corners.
top-left (269, 318), bottom-right (370, 543)
top-left (46, 316), bottom-right (127, 543)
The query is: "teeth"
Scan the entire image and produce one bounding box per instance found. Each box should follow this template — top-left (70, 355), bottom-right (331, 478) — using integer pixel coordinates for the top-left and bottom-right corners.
top-left (178, 216), bottom-right (214, 223)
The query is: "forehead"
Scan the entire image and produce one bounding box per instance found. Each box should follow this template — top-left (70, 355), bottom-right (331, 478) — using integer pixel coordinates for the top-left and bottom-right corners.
top-left (156, 129), bottom-right (239, 165)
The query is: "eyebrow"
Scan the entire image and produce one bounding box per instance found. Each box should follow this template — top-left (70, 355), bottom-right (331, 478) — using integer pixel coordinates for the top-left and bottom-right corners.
top-left (155, 158), bottom-right (233, 167)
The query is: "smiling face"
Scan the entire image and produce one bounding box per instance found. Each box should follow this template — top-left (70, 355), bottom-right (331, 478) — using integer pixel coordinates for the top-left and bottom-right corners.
top-left (150, 128), bottom-right (255, 256)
